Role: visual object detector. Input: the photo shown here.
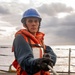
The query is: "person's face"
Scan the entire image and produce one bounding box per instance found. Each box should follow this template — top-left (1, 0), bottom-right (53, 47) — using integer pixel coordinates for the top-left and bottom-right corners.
top-left (25, 17), bottom-right (40, 34)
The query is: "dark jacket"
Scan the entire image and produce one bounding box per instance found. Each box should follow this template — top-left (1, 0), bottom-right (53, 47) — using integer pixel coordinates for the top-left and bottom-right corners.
top-left (13, 34), bottom-right (57, 74)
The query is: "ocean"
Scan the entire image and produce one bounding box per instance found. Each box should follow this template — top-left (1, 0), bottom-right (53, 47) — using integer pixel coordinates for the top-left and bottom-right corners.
top-left (0, 45), bottom-right (75, 72)
top-left (0, 46), bottom-right (15, 71)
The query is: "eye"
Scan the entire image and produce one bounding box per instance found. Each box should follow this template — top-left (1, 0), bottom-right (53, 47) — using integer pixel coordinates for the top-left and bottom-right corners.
top-left (27, 19), bottom-right (39, 23)
top-left (34, 20), bottom-right (39, 23)
top-left (28, 20), bottom-right (33, 23)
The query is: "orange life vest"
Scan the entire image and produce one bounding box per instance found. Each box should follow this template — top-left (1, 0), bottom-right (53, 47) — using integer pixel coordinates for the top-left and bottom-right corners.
top-left (12, 29), bottom-right (50, 75)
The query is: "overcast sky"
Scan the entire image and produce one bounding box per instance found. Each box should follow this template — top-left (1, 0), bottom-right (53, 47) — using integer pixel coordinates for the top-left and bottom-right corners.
top-left (0, 0), bottom-right (75, 46)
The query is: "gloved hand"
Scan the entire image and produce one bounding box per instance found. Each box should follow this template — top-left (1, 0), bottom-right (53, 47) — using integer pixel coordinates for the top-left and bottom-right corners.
top-left (43, 53), bottom-right (51, 58)
top-left (34, 57), bottom-right (53, 71)
top-left (43, 53), bottom-right (53, 68)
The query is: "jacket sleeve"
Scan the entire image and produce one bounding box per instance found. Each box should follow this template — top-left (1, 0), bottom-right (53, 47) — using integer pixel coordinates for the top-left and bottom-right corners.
top-left (13, 34), bottom-right (40, 74)
top-left (45, 46), bottom-right (57, 66)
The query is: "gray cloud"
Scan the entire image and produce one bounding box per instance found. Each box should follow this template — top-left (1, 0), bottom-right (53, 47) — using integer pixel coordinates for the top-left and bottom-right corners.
top-left (0, 2), bottom-right (31, 26)
top-left (0, 4), bottom-right (10, 14)
top-left (0, 29), bottom-right (6, 31)
top-left (1, 14), bottom-right (22, 26)
top-left (0, 2), bottom-right (30, 15)
top-left (61, 14), bottom-right (75, 26)
top-left (0, 2), bottom-right (75, 45)
top-left (41, 14), bottom-right (75, 45)
top-left (37, 3), bottom-right (73, 16)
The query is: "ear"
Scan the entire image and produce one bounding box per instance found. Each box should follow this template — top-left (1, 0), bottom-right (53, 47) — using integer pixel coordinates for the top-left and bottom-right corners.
top-left (23, 24), bottom-right (26, 28)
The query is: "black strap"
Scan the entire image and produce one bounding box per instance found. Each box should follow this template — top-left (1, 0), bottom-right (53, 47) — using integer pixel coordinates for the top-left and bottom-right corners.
top-left (30, 44), bottom-right (43, 48)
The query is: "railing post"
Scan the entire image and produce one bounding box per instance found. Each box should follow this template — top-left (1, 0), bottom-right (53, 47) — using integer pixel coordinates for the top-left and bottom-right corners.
top-left (68, 48), bottom-right (71, 73)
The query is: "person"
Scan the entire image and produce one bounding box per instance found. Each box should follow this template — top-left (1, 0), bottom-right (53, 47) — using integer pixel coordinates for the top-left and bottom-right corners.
top-left (12, 8), bottom-right (57, 75)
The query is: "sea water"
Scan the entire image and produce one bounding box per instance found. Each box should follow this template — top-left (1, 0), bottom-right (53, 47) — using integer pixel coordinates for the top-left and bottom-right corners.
top-left (0, 45), bottom-right (75, 72)
top-left (0, 47), bottom-right (14, 71)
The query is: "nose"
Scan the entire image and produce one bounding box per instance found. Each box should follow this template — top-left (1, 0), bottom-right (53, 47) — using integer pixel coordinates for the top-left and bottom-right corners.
top-left (32, 21), bottom-right (37, 26)
top-left (32, 22), bottom-right (36, 25)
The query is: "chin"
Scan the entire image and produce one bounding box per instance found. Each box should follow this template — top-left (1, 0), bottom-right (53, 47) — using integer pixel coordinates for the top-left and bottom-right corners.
top-left (30, 31), bottom-right (37, 34)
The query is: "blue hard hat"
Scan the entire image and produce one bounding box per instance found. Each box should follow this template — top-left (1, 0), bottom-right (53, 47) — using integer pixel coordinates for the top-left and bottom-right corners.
top-left (21, 8), bottom-right (42, 23)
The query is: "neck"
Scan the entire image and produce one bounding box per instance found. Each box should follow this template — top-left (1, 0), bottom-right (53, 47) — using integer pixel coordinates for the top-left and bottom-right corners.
top-left (31, 32), bottom-right (36, 37)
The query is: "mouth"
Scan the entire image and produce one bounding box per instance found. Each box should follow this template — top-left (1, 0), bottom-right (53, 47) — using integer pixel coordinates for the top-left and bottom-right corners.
top-left (31, 28), bottom-right (36, 30)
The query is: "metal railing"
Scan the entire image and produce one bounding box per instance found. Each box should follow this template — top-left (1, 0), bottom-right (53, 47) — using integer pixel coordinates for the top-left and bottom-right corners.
top-left (0, 47), bottom-right (75, 74)
top-left (54, 48), bottom-right (75, 73)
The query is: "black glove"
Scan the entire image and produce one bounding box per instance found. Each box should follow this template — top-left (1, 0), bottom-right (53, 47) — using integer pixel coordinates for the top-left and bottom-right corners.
top-left (43, 53), bottom-right (53, 68)
top-left (34, 57), bottom-right (52, 71)
top-left (43, 53), bottom-right (51, 58)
